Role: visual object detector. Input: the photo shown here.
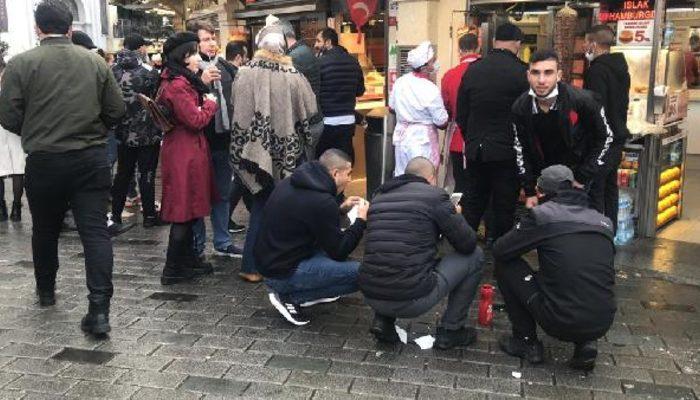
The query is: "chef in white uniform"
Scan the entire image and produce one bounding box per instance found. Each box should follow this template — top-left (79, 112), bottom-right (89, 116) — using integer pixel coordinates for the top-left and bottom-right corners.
top-left (389, 41), bottom-right (449, 176)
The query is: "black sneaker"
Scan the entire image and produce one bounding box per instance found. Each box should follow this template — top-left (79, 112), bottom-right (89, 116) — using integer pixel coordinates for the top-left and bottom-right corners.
top-left (143, 215), bottom-right (169, 228)
top-left (498, 334), bottom-right (544, 364)
top-left (214, 244), bottom-right (243, 258)
top-left (0, 201), bottom-right (7, 221)
top-left (192, 254), bottom-right (214, 275)
top-left (228, 221), bottom-right (246, 233)
top-left (160, 263), bottom-right (197, 285)
top-left (435, 327), bottom-right (477, 350)
top-left (369, 313), bottom-right (399, 343)
top-left (569, 341), bottom-right (598, 372)
top-left (9, 201), bottom-right (21, 222)
top-left (268, 292), bottom-right (310, 326)
top-left (37, 290), bottom-right (56, 307)
top-left (80, 302), bottom-right (111, 337)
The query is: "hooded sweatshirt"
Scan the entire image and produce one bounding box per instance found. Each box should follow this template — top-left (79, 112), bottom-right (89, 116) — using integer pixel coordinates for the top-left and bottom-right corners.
top-left (254, 161), bottom-right (366, 279)
top-left (584, 52), bottom-right (631, 146)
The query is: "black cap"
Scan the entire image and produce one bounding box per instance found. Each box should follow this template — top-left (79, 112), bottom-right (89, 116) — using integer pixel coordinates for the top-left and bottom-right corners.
top-left (537, 165), bottom-right (574, 195)
top-left (495, 23), bottom-right (524, 42)
top-left (124, 33), bottom-right (152, 51)
top-left (163, 32), bottom-right (199, 56)
top-left (71, 30), bottom-right (96, 49)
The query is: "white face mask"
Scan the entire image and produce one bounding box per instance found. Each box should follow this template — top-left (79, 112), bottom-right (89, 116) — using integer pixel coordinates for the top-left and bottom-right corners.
top-left (585, 51), bottom-right (595, 62)
top-left (432, 61), bottom-right (440, 73)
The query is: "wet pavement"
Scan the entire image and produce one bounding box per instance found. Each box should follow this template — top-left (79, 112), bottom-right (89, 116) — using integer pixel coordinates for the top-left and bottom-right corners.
top-left (0, 211), bottom-right (699, 399)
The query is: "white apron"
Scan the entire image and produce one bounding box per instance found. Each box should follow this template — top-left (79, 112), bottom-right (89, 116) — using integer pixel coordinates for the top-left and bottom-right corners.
top-left (0, 126), bottom-right (25, 176)
top-left (393, 122), bottom-right (439, 176)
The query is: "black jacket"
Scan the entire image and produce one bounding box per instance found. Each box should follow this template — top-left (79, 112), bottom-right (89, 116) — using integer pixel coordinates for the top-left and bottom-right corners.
top-left (512, 82), bottom-right (615, 196)
top-left (318, 46), bottom-right (365, 117)
top-left (493, 189), bottom-right (617, 337)
top-left (584, 52), bottom-right (631, 146)
top-left (288, 41), bottom-right (323, 123)
top-left (456, 49), bottom-right (529, 162)
top-left (254, 161), bottom-right (366, 279)
top-left (359, 174), bottom-right (478, 301)
top-left (202, 56), bottom-right (237, 152)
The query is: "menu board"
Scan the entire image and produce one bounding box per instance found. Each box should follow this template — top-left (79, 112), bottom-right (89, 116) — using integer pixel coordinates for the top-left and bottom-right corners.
top-left (616, 19), bottom-right (654, 47)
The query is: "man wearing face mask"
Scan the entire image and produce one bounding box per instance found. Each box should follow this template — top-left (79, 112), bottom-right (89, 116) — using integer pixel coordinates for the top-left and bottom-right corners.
top-left (456, 23), bottom-right (529, 242)
top-left (512, 50), bottom-right (614, 209)
top-left (315, 28), bottom-right (365, 162)
top-left (187, 21), bottom-right (243, 263)
top-left (389, 41), bottom-right (448, 176)
top-left (584, 25), bottom-right (631, 231)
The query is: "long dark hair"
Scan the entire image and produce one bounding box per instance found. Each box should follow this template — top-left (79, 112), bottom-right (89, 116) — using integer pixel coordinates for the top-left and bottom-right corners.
top-left (163, 41), bottom-right (209, 95)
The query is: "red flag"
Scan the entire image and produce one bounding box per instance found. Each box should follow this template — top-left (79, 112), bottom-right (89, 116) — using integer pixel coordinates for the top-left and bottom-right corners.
top-left (347, 0), bottom-right (378, 43)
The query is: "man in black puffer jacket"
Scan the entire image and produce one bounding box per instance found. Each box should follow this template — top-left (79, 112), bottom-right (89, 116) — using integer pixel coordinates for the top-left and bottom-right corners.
top-left (493, 165), bottom-right (616, 372)
top-left (359, 157), bottom-right (484, 350)
top-left (315, 28), bottom-right (365, 161)
top-left (255, 149), bottom-right (368, 326)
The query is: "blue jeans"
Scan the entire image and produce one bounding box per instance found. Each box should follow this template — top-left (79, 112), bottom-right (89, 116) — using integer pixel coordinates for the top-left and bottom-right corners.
top-left (194, 150), bottom-right (232, 254)
top-left (265, 252), bottom-right (360, 304)
top-left (241, 189), bottom-right (270, 273)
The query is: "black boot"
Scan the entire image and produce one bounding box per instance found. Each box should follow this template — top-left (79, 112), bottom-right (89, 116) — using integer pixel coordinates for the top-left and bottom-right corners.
top-left (160, 259), bottom-right (196, 285)
top-left (498, 334), bottom-right (544, 364)
top-left (143, 214), bottom-right (169, 228)
top-left (435, 327), bottom-right (477, 350)
top-left (9, 201), bottom-right (21, 221)
top-left (81, 301), bottom-right (111, 337)
top-left (191, 253), bottom-right (214, 275)
top-left (36, 287), bottom-right (56, 307)
top-left (0, 201), bottom-right (7, 222)
top-left (369, 313), bottom-right (399, 343)
top-left (569, 340), bottom-right (598, 372)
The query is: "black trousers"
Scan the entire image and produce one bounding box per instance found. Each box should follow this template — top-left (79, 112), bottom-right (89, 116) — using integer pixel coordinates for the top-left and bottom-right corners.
top-left (450, 152), bottom-right (468, 194)
top-left (590, 147), bottom-right (623, 232)
top-left (229, 174), bottom-right (253, 219)
top-left (111, 143), bottom-right (160, 221)
top-left (495, 257), bottom-right (607, 344)
top-left (462, 159), bottom-right (520, 240)
top-left (316, 124), bottom-right (356, 162)
top-left (166, 220), bottom-right (195, 269)
top-left (25, 145), bottom-right (113, 304)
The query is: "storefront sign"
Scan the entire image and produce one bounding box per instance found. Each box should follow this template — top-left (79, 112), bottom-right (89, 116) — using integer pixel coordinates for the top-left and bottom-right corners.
top-left (0, 0), bottom-right (7, 33)
top-left (616, 19), bottom-right (654, 46)
top-left (599, 0), bottom-right (654, 22)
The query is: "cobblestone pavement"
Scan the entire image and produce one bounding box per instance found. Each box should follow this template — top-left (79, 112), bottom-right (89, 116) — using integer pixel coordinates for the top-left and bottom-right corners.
top-left (0, 215), bottom-right (699, 400)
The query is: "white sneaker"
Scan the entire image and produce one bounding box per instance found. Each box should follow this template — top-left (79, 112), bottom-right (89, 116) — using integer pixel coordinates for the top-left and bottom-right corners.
top-left (268, 292), bottom-right (310, 326)
top-left (300, 296), bottom-right (341, 308)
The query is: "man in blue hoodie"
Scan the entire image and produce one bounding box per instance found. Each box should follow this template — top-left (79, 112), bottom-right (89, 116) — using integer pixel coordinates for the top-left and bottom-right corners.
top-left (255, 149), bottom-right (369, 325)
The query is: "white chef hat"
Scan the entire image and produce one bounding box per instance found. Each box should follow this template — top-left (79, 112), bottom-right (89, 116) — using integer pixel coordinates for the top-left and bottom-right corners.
top-left (407, 41), bottom-right (435, 69)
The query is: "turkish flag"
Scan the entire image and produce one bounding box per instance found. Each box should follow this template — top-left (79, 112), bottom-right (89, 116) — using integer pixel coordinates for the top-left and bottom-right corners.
top-left (347, 0), bottom-right (378, 43)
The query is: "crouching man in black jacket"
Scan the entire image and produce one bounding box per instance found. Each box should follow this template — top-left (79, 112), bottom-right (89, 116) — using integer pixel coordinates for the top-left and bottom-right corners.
top-left (493, 165), bottom-right (616, 371)
top-left (359, 157), bottom-right (484, 350)
top-left (255, 149), bottom-right (369, 326)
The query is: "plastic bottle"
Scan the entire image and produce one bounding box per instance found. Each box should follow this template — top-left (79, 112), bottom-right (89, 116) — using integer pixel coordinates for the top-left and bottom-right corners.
top-left (478, 284), bottom-right (494, 327)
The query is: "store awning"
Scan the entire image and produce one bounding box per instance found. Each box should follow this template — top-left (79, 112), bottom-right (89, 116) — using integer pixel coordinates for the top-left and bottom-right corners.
top-left (233, 1), bottom-right (321, 19)
top-left (470, 0), bottom-right (565, 5)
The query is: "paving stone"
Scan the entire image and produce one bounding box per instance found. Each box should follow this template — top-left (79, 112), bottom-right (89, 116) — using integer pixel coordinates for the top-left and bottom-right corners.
top-left (165, 359), bottom-right (231, 378)
top-left (4, 357), bottom-right (68, 376)
top-left (285, 371), bottom-right (352, 391)
top-left (139, 331), bottom-right (202, 346)
top-left (304, 347), bottom-right (367, 363)
top-left (130, 387), bottom-right (203, 400)
top-left (58, 364), bottom-right (127, 382)
top-left (180, 376), bottom-right (249, 396)
top-left (651, 370), bottom-right (700, 391)
top-left (267, 355), bottom-right (331, 372)
top-left (391, 367), bottom-right (456, 388)
top-left (0, 342), bottom-right (62, 359)
top-left (154, 345), bottom-right (217, 359)
top-left (0, 391), bottom-right (26, 400)
top-left (523, 383), bottom-right (592, 399)
top-left (288, 332), bottom-right (346, 348)
top-left (462, 350), bottom-right (522, 367)
top-left (116, 369), bottom-right (187, 388)
top-left (328, 361), bottom-right (394, 380)
top-left (249, 340), bottom-right (309, 356)
top-left (455, 374), bottom-right (522, 397)
top-left (130, 318), bottom-right (187, 332)
top-left (362, 352), bottom-right (428, 370)
top-left (555, 373), bottom-right (622, 393)
top-left (310, 389), bottom-right (385, 400)
top-left (426, 358), bottom-right (489, 377)
top-left (417, 386), bottom-right (487, 400)
top-left (0, 356), bottom-right (12, 369)
top-left (182, 324), bottom-right (239, 337)
top-left (194, 335), bottom-right (252, 350)
top-left (0, 372), bottom-right (21, 389)
top-left (240, 382), bottom-right (312, 399)
top-left (224, 364), bottom-right (291, 384)
top-left (583, 364), bottom-right (653, 382)
top-left (4, 375), bottom-right (75, 394)
top-left (64, 381), bottom-right (139, 399)
top-left (490, 365), bottom-right (554, 385)
top-left (208, 349), bottom-right (271, 366)
top-left (621, 379), bottom-right (696, 399)
top-left (350, 378), bottom-right (419, 399)
top-left (614, 355), bottom-right (679, 372)
top-left (95, 340), bottom-right (160, 355)
top-left (51, 346), bottom-right (115, 365)
top-left (106, 354), bottom-right (173, 371)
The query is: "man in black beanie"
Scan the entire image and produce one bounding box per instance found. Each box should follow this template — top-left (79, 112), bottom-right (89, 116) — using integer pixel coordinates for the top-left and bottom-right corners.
top-left (456, 23), bottom-right (529, 244)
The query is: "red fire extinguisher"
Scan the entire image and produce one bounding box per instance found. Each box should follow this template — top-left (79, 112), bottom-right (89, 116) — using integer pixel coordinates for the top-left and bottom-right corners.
top-left (478, 284), bottom-right (494, 327)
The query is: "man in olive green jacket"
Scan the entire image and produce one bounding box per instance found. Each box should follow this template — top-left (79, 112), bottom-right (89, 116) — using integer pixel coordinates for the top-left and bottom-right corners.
top-left (0, 0), bottom-right (125, 337)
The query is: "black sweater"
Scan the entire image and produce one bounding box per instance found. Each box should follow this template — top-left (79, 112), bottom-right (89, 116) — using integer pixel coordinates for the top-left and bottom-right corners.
top-left (493, 189), bottom-right (617, 336)
top-left (254, 161), bottom-right (366, 279)
top-left (584, 52), bottom-right (631, 146)
top-left (359, 174), bottom-right (477, 301)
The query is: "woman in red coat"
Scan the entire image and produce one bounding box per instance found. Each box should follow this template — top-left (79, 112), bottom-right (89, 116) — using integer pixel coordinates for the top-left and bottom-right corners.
top-left (158, 32), bottom-right (218, 285)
